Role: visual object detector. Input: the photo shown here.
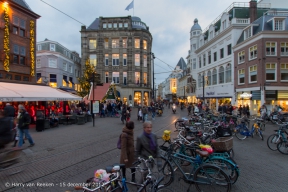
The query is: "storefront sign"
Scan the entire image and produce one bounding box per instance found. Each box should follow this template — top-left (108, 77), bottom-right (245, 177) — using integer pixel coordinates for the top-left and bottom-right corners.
top-left (92, 100), bottom-right (99, 114)
top-left (217, 93), bottom-right (229, 95)
top-left (206, 92), bottom-right (215, 96)
top-left (240, 93), bottom-right (252, 98)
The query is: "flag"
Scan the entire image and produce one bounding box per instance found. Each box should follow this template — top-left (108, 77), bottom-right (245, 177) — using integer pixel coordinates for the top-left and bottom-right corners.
top-left (125, 0), bottom-right (134, 11)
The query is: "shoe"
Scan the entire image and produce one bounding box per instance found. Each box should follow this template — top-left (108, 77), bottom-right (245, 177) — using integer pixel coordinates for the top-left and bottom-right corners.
top-left (29, 143), bottom-right (35, 147)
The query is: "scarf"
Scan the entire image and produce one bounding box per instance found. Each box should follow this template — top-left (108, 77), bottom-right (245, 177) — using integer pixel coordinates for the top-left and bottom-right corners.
top-left (143, 131), bottom-right (156, 151)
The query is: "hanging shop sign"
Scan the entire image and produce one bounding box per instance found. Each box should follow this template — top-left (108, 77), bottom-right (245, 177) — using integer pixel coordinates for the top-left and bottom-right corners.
top-left (240, 93), bottom-right (252, 98)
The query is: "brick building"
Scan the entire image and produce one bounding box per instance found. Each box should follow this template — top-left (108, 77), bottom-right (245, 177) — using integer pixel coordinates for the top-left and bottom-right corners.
top-left (0, 0), bottom-right (40, 83)
top-left (234, 9), bottom-right (288, 114)
top-left (80, 16), bottom-right (153, 106)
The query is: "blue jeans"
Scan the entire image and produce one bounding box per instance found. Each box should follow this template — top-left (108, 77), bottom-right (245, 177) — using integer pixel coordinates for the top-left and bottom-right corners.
top-left (18, 129), bottom-right (34, 147)
top-left (152, 112), bottom-right (156, 118)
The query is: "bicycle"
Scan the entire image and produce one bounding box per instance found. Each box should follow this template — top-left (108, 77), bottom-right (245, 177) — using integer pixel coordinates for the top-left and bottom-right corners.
top-left (267, 122), bottom-right (288, 151)
top-left (234, 118), bottom-right (263, 140)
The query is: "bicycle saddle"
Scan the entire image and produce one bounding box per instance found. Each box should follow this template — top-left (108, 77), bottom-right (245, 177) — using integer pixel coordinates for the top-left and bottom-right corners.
top-left (195, 123), bottom-right (202, 126)
top-left (186, 136), bottom-right (195, 141)
top-left (195, 149), bottom-right (209, 157)
top-left (113, 163), bottom-right (125, 169)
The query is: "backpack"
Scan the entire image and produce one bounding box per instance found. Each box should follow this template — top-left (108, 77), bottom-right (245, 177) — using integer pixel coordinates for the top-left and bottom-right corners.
top-left (117, 133), bottom-right (127, 149)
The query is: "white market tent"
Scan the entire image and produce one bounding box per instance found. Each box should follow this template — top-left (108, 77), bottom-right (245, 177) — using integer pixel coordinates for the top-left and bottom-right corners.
top-left (0, 82), bottom-right (82, 102)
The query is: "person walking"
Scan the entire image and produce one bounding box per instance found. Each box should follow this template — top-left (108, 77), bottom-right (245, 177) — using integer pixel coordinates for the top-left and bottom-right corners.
top-left (142, 106), bottom-right (148, 123)
top-left (151, 105), bottom-right (156, 120)
top-left (120, 121), bottom-right (136, 182)
top-left (17, 105), bottom-right (35, 148)
top-left (121, 105), bottom-right (127, 124)
top-left (0, 110), bottom-right (12, 149)
top-left (4, 103), bottom-right (15, 130)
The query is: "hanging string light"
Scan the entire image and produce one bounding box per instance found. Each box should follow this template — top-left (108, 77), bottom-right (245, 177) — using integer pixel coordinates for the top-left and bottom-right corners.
top-left (30, 21), bottom-right (35, 76)
top-left (3, 6), bottom-right (10, 72)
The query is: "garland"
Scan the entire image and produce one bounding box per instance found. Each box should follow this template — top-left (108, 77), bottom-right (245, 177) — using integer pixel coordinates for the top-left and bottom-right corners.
top-left (3, 6), bottom-right (10, 72)
top-left (30, 21), bottom-right (35, 76)
top-left (101, 84), bottom-right (120, 102)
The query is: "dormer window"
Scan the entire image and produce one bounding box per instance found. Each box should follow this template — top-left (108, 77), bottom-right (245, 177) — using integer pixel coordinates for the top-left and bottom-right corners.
top-left (274, 18), bottom-right (285, 31)
top-left (244, 27), bottom-right (252, 39)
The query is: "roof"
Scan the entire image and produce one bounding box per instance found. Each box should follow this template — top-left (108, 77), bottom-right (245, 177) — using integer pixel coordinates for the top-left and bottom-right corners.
top-left (191, 18), bottom-right (202, 32)
top-left (88, 83), bottom-right (111, 101)
top-left (12, 0), bottom-right (32, 11)
top-left (87, 18), bottom-right (99, 30)
top-left (175, 57), bottom-right (187, 70)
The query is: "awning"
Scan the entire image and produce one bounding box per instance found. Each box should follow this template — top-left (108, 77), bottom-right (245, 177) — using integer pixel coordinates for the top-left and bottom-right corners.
top-left (88, 83), bottom-right (110, 101)
top-left (0, 82), bottom-right (82, 101)
top-left (58, 88), bottom-right (78, 95)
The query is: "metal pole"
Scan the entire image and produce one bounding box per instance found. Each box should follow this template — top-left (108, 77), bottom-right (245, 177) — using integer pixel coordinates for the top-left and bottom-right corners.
top-left (152, 54), bottom-right (155, 101)
top-left (203, 75), bottom-right (205, 105)
top-left (184, 86), bottom-right (185, 104)
top-left (92, 72), bottom-right (95, 127)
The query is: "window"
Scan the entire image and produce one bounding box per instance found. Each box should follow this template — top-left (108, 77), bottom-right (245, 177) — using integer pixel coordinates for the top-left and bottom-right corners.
top-left (249, 65), bottom-right (257, 83)
top-left (122, 38), bottom-right (127, 48)
top-left (123, 72), bottom-right (127, 85)
top-left (249, 45), bottom-right (257, 60)
top-left (227, 44), bottom-right (232, 55)
top-left (124, 22), bottom-right (128, 28)
top-left (208, 51), bottom-right (211, 64)
top-left (266, 42), bottom-right (276, 56)
top-left (63, 62), bottom-right (67, 71)
top-left (143, 73), bottom-right (147, 85)
top-left (13, 44), bottom-right (26, 65)
top-left (123, 54), bottom-right (127, 66)
top-left (90, 54), bottom-right (97, 67)
top-left (238, 69), bottom-right (245, 84)
top-left (213, 52), bottom-right (217, 62)
top-left (119, 23), bottom-right (123, 28)
top-left (207, 71), bottom-right (211, 86)
top-left (222, 20), bottom-right (226, 30)
top-left (193, 58), bottom-right (196, 69)
top-left (112, 72), bottom-right (119, 84)
top-left (104, 39), bottom-right (109, 49)
top-left (68, 65), bottom-right (72, 73)
top-left (198, 74), bottom-right (202, 87)
top-left (281, 63), bottom-right (288, 81)
top-left (112, 39), bottom-right (119, 48)
top-left (63, 75), bottom-right (68, 87)
top-left (281, 43), bottom-right (288, 56)
top-left (143, 55), bottom-right (147, 67)
top-left (89, 39), bottom-right (97, 49)
top-left (36, 73), bottom-right (41, 83)
top-left (135, 54), bottom-right (140, 66)
top-left (135, 38), bottom-right (140, 48)
top-left (238, 51), bottom-right (245, 64)
top-left (105, 72), bottom-right (109, 83)
top-left (143, 40), bottom-right (147, 49)
top-left (48, 58), bottom-right (57, 68)
top-left (192, 44), bottom-right (196, 51)
top-left (266, 63), bottom-right (276, 81)
top-left (113, 23), bottom-right (117, 28)
top-left (225, 64), bottom-right (231, 83)
top-left (209, 31), bottom-right (213, 39)
top-left (135, 72), bottom-right (140, 84)
top-left (220, 48), bottom-right (224, 59)
top-left (274, 19), bottom-right (284, 31)
top-left (219, 66), bottom-right (224, 84)
top-left (108, 23), bottom-right (112, 28)
top-left (198, 56), bottom-right (201, 68)
top-left (212, 69), bottom-right (217, 85)
top-left (49, 74), bottom-right (57, 87)
top-left (105, 54), bottom-right (109, 66)
top-left (23, 76), bottom-right (29, 81)
top-left (36, 58), bottom-right (41, 68)
top-left (15, 75), bottom-right (21, 81)
top-left (37, 45), bottom-right (41, 51)
top-left (103, 23), bottom-right (107, 28)
top-left (50, 44), bottom-right (55, 51)
top-left (244, 27), bottom-right (252, 39)
top-left (12, 16), bottom-right (25, 37)
top-left (203, 54), bottom-right (206, 66)
top-left (112, 54), bottom-right (119, 66)
top-left (69, 77), bottom-right (73, 88)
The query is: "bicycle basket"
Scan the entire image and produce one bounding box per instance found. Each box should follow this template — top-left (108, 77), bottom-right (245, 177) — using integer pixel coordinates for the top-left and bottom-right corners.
top-left (211, 137), bottom-right (233, 152)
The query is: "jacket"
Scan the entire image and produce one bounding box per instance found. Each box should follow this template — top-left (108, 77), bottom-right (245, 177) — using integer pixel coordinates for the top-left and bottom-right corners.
top-left (0, 117), bottom-right (12, 146)
top-left (4, 105), bottom-right (15, 117)
top-left (18, 111), bottom-right (31, 129)
top-left (120, 127), bottom-right (135, 168)
top-left (136, 132), bottom-right (159, 159)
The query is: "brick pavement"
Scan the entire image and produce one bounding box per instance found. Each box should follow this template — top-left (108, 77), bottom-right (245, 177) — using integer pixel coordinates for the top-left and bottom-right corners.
top-left (0, 107), bottom-right (288, 192)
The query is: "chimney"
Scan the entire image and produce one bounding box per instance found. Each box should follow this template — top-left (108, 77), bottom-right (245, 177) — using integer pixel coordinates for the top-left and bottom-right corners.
top-left (249, 0), bottom-right (258, 23)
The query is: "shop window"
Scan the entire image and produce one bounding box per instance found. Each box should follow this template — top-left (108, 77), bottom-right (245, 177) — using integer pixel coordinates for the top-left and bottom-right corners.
top-left (208, 51), bottom-right (211, 64)
top-left (212, 69), bottom-right (217, 85)
top-left (135, 72), bottom-right (140, 84)
top-left (281, 63), bottom-right (288, 81)
top-left (249, 65), bottom-right (257, 83)
top-left (219, 66), bottom-right (224, 84)
top-left (112, 39), bottom-right (119, 48)
top-left (112, 72), bottom-right (119, 84)
top-left (104, 39), bottom-right (109, 49)
top-left (105, 54), bottom-right (109, 66)
top-left (123, 54), bottom-right (127, 66)
top-left (143, 55), bottom-right (147, 67)
top-left (63, 75), bottom-right (68, 87)
top-left (266, 42), bottom-right (276, 56)
top-left (112, 54), bottom-right (119, 66)
top-left (23, 76), bottom-right (29, 81)
top-left (207, 71), bottom-right (211, 86)
top-left (238, 69), bottom-right (245, 84)
top-left (238, 51), bottom-right (245, 64)
top-left (134, 91), bottom-right (142, 106)
top-left (15, 75), bottom-right (21, 81)
top-left (144, 92), bottom-right (149, 106)
top-left (281, 42), bottom-right (288, 56)
top-left (122, 38), bottom-right (127, 48)
top-left (89, 39), bottom-right (97, 49)
top-left (143, 72), bottom-right (147, 86)
top-left (249, 45), bottom-right (257, 60)
top-left (105, 72), bottom-right (109, 83)
top-left (198, 56), bottom-right (201, 68)
top-left (5, 74), bottom-right (12, 80)
top-left (123, 72), bottom-right (127, 85)
top-left (225, 64), bottom-right (231, 83)
top-left (266, 63), bottom-right (276, 81)
top-left (143, 40), bottom-right (147, 50)
top-left (135, 54), bottom-right (140, 66)
top-left (90, 54), bottom-right (97, 67)
top-left (134, 38), bottom-right (140, 48)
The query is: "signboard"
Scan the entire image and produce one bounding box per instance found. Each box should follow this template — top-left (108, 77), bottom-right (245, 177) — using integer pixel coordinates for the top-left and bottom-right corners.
top-left (92, 100), bottom-right (99, 114)
top-left (240, 93), bottom-right (252, 98)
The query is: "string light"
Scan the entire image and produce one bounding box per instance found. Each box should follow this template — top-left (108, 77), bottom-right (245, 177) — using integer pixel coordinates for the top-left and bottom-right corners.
top-left (3, 6), bottom-right (10, 72)
top-left (30, 21), bottom-right (35, 76)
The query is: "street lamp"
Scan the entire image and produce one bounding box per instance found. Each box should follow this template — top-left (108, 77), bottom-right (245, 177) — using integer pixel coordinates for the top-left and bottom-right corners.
top-left (150, 52), bottom-right (156, 101)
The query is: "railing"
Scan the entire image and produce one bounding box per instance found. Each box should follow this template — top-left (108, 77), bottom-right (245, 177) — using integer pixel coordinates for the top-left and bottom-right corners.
top-left (232, 18), bottom-right (250, 24)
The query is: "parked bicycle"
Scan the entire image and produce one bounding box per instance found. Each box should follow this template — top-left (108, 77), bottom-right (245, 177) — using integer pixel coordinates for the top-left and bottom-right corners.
top-left (267, 121), bottom-right (288, 151)
top-left (234, 118), bottom-right (263, 140)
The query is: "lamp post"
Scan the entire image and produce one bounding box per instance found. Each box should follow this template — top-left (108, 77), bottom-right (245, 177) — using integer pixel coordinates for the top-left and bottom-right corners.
top-left (151, 53), bottom-right (156, 101)
top-left (184, 85), bottom-right (186, 104)
top-left (90, 72), bottom-right (96, 127)
top-left (202, 75), bottom-right (205, 105)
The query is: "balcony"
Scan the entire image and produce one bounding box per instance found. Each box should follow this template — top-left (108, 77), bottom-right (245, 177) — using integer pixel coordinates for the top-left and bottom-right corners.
top-left (231, 18), bottom-right (250, 24)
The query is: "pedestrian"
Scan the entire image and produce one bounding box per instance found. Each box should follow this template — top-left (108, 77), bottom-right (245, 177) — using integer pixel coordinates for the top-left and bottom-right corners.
top-left (120, 121), bottom-right (136, 182)
top-left (121, 105), bottom-right (127, 124)
top-left (17, 104), bottom-right (35, 148)
top-left (246, 104), bottom-right (250, 118)
top-left (142, 106), bottom-right (148, 122)
top-left (238, 105), bottom-right (243, 117)
top-left (187, 104), bottom-right (192, 116)
top-left (0, 110), bottom-right (12, 149)
top-left (151, 105), bottom-right (156, 120)
top-left (138, 108), bottom-right (142, 121)
top-left (4, 103), bottom-right (15, 130)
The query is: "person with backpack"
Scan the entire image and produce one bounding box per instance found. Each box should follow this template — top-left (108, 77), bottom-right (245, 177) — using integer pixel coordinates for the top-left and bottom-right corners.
top-left (119, 121), bottom-right (136, 182)
top-left (17, 104), bottom-right (35, 148)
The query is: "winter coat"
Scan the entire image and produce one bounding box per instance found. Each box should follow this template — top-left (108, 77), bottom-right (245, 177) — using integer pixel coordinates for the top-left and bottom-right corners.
top-left (18, 111), bottom-right (30, 130)
top-left (120, 127), bottom-right (135, 168)
top-left (136, 132), bottom-right (159, 159)
top-left (0, 117), bottom-right (12, 147)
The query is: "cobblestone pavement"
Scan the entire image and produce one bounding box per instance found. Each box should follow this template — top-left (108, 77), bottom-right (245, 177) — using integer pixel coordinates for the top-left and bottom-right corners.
top-left (0, 107), bottom-right (288, 192)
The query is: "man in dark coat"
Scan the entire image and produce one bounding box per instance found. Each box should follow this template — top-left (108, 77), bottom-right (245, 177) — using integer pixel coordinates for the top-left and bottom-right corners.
top-left (0, 110), bottom-right (12, 148)
top-left (18, 105), bottom-right (35, 148)
top-left (4, 103), bottom-right (15, 130)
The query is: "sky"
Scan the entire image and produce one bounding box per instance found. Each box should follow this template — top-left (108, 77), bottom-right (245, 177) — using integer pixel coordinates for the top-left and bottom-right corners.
top-left (25, 0), bottom-right (254, 86)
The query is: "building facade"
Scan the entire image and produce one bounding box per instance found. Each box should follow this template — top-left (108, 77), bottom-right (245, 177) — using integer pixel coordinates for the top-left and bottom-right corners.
top-left (234, 9), bottom-right (288, 114)
top-left (0, 0), bottom-right (40, 83)
top-left (80, 16), bottom-right (153, 106)
top-left (36, 39), bottom-right (82, 94)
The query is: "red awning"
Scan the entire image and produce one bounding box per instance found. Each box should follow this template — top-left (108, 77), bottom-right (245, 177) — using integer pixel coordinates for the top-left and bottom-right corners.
top-left (88, 83), bottom-right (110, 101)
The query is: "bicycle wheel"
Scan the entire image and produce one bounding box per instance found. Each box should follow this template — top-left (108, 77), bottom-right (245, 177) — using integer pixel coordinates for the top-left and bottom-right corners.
top-left (175, 121), bottom-right (181, 130)
top-left (235, 127), bottom-right (247, 140)
top-left (194, 164), bottom-right (231, 192)
top-left (277, 141), bottom-right (288, 155)
top-left (267, 134), bottom-right (282, 151)
top-left (204, 158), bottom-right (239, 184)
top-left (158, 157), bottom-right (174, 187)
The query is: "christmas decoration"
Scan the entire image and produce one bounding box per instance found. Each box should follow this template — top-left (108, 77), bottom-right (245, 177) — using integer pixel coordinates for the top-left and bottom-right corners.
top-left (30, 21), bottom-right (35, 76)
top-left (101, 83), bottom-right (120, 103)
top-left (3, 6), bottom-right (10, 72)
top-left (78, 58), bottom-right (95, 97)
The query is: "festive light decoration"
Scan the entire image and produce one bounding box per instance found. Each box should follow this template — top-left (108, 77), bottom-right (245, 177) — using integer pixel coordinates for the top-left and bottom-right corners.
top-left (3, 6), bottom-right (10, 72)
top-left (101, 83), bottom-right (120, 103)
top-left (78, 58), bottom-right (96, 97)
top-left (30, 21), bottom-right (35, 76)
